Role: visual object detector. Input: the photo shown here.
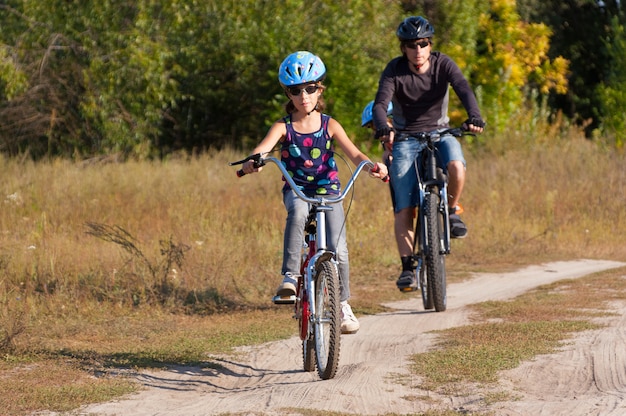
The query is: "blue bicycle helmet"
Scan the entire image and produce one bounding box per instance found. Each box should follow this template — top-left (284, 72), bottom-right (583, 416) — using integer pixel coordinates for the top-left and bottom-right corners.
top-left (278, 51), bottom-right (326, 87)
top-left (361, 100), bottom-right (393, 127)
top-left (396, 16), bottom-right (434, 41)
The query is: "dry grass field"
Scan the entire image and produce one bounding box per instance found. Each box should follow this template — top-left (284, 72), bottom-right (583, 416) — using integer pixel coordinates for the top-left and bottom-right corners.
top-left (0, 121), bottom-right (624, 414)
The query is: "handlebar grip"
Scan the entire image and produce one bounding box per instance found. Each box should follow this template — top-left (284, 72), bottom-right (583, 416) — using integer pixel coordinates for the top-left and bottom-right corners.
top-left (230, 153), bottom-right (264, 177)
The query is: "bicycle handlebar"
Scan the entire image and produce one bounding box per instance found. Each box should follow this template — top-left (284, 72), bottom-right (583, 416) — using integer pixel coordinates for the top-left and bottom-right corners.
top-left (415, 127), bottom-right (466, 140)
top-left (230, 154), bottom-right (384, 204)
top-left (393, 126), bottom-right (474, 144)
top-left (230, 153), bottom-right (264, 178)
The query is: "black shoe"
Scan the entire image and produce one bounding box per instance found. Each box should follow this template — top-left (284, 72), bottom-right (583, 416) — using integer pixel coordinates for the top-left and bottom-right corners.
top-left (396, 270), bottom-right (417, 292)
top-left (449, 213), bottom-right (467, 239)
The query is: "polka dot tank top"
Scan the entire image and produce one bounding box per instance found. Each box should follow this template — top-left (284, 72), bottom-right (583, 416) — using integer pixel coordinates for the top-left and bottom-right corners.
top-left (280, 114), bottom-right (340, 196)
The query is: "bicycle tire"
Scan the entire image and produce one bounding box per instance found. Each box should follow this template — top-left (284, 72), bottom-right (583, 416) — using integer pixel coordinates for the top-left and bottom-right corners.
top-left (302, 336), bottom-right (315, 372)
top-left (424, 190), bottom-right (447, 312)
top-left (419, 259), bottom-right (434, 310)
top-left (415, 208), bottom-right (434, 309)
top-left (313, 260), bottom-right (341, 380)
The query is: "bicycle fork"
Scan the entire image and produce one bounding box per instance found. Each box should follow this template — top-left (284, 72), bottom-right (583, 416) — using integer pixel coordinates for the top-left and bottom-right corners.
top-left (414, 186), bottom-right (450, 282)
top-left (423, 159), bottom-right (452, 256)
top-left (439, 181), bottom-right (451, 255)
top-left (305, 251), bottom-right (336, 329)
top-left (304, 205), bottom-right (336, 335)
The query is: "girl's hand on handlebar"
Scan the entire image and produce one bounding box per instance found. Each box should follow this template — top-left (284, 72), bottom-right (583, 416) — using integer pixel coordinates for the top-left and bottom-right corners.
top-left (370, 162), bottom-right (389, 182)
top-left (241, 159), bottom-right (262, 175)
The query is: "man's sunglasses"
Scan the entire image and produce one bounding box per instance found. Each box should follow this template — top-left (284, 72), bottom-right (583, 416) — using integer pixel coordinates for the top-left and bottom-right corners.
top-left (287, 85), bottom-right (319, 96)
top-left (403, 40), bottom-right (430, 50)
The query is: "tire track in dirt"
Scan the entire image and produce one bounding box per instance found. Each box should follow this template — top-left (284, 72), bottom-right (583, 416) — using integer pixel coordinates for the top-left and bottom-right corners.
top-left (495, 300), bottom-right (626, 415)
top-left (77, 259), bottom-right (625, 416)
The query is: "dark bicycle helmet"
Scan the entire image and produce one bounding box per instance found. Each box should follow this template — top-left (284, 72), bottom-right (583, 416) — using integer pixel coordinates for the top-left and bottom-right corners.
top-left (278, 51), bottom-right (326, 88)
top-left (396, 16), bottom-right (434, 41)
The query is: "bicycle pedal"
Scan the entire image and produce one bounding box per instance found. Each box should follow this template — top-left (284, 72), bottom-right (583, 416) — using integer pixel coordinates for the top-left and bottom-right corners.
top-left (272, 295), bottom-right (296, 305)
top-left (397, 283), bottom-right (418, 292)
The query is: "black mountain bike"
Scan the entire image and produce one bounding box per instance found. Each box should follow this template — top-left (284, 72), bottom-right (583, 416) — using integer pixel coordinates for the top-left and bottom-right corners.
top-left (399, 127), bottom-right (470, 312)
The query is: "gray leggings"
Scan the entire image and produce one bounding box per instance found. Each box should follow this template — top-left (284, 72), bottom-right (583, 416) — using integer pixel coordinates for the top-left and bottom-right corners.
top-left (281, 190), bottom-right (350, 302)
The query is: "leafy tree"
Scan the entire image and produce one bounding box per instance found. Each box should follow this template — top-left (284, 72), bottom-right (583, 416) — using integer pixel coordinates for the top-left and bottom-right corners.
top-left (398, 0), bottom-right (569, 133)
top-left (472, 0), bottom-right (568, 132)
top-left (79, 2), bottom-right (182, 157)
top-left (159, 0), bottom-right (402, 152)
top-left (0, 0), bottom-right (617, 158)
top-left (517, 0), bottom-right (623, 139)
top-left (0, 1), bottom-right (399, 158)
top-left (597, 15), bottom-right (626, 147)
top-left (0, 2), bottom-right (88, 157)
top-left (0, 1), bottom-right (175, 158)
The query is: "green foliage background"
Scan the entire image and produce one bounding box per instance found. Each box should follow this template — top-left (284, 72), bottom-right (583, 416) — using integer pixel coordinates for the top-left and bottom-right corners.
top-left (0, 0), bottom-right (624, 159)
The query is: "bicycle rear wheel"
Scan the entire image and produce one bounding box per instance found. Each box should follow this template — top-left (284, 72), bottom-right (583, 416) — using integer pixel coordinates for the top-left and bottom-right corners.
top-left (313, 260), bottom-right (341, 380)
top-left (424, 190), bottom-right (447, 312)
top-left (302, 336), bottom-right (315, 372)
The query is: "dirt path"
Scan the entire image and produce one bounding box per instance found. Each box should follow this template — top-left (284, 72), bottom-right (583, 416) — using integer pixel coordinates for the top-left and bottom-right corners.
top-left (79, 259), bottom-right (626, 416)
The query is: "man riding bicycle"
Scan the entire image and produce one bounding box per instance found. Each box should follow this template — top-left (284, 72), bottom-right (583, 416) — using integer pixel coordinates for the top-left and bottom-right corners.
top-left (372, 16), bottom-right (485, 291)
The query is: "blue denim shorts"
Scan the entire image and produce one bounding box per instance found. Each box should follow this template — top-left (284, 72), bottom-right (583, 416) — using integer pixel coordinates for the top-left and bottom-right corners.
top-left (390, 134), bottom-right (466, 212)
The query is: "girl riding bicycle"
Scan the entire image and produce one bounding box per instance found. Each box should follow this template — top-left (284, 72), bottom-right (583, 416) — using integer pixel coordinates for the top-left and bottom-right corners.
top-left (240, 51), bottom-right (388, 334)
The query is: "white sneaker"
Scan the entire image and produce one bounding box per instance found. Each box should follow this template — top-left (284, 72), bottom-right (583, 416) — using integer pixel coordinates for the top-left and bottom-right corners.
top-left (340, 301), bottom-right (360, 334)
top-left (275, 273), bottom-right (298, 297)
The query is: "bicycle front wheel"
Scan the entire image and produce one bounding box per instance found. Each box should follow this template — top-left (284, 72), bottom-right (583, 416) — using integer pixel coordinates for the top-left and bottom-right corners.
top-left (313, 260), bottom-right (341, 380)
top-left (418, 259), bottom-right (434, 310)
top-left (424, 190), bottom-right (447, 312)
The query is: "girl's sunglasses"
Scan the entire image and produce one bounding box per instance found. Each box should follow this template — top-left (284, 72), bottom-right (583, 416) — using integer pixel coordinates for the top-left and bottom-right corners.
top-left (403, 40), bottom-right (430, 49)
top-left (287, 85), bottom-right (319, 96)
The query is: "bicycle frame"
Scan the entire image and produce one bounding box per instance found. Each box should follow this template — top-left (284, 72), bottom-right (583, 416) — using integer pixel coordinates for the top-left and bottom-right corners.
top-left (414, 132), bottom-right (452, 258)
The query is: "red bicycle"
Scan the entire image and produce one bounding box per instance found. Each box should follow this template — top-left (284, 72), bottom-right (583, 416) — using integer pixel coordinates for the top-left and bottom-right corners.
top-left (231, 153), bottom-right (382, 379)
